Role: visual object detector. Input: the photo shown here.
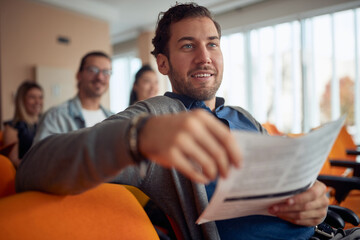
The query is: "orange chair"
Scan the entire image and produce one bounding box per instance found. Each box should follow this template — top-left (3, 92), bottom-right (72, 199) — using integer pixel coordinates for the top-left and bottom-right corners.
top-left (261, 122), bottom-right (283, 136)
top-left (0, 183), bottom-right (159, 240)
top-left (0, 154), bottom-right (16, 198)
top-left (0, 131), bottom-right (3, 147)
top-left (123, 184), bottom-right (150, 207)
top-left (328, 126), bottom-right (357, 161)
top-left (314, 126), bottom-right (359, 203)
top-left (326, 126), bottom-right (360, 176)
top-left (261, 125), bottom-right (359, 228)
top-left (316, 126), bottom-right (360, 229)
top-left (0, 154), bottom-right (159, 239)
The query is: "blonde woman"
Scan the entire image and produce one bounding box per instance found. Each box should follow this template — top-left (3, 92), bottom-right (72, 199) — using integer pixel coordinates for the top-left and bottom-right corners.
top-left (3, 81), bottom-right (43, 168)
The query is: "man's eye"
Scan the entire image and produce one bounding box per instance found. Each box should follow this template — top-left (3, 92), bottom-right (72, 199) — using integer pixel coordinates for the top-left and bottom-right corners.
top-left (182, 44), bottom-right (193, 49)
top-left (88, 66), bottom-right (99, 73)
top-left (209, 43), bottom-right (217, 48)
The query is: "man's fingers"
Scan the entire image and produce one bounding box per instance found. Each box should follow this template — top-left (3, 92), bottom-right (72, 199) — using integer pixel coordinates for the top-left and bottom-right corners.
top-left (177, 133), bottom-right (218, 180)
top-left (269, 181), bottom-right (329, 226)
top-left (139, 110), bottom-right (243, 183)
top-left (188, 125), bottom-right (230, 177)
top-left (291, 181), bottom-right (327, 205)
top-left (193, 110), bottom-right (242, 171)
top-left (270, 195), bottom-right (328, 213)
top-left (270, 181), bottom-right (328, 212)
top-left (275, 207), bottom-right (328, 226)
top-left (171, 148), bottom-right (210, 184)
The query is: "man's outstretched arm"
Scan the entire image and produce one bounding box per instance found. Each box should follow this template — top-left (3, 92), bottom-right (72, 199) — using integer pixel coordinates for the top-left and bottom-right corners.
top-left (16, 109), bottom-right (242, 194)
top-left (16, 118), bottom-right (136, 194)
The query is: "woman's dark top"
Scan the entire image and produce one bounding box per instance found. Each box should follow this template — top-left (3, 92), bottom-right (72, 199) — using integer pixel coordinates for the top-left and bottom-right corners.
top-left (4, 120), bottom-right (37, 158)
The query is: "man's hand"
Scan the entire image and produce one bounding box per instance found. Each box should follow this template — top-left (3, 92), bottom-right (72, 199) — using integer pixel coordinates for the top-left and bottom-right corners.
top-left (138, 109), bottom-right (242, 184)
top-left (268, 180), bottom-right (329, 226)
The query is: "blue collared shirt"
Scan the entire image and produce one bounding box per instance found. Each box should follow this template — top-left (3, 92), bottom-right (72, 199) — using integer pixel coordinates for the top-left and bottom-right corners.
top-left (165, 92), bottom-right (259, 132)
top-left (165, 92), bottom-right (314, 240)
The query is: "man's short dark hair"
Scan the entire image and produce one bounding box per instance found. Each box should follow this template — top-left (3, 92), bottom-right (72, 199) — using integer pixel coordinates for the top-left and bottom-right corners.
top-left (78, 51), bottom-right (111, 73)
top-left (151, 2), bottom-right (221, 58)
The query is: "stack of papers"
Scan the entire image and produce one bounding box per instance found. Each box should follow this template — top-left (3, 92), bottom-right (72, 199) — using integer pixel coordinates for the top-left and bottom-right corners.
top-left (197, 117), bottom-right (345, 224)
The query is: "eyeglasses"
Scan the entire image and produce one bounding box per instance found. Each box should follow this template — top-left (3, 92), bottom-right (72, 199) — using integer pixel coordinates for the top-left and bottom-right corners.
top-left (85, 66), bottom-right (112, 77)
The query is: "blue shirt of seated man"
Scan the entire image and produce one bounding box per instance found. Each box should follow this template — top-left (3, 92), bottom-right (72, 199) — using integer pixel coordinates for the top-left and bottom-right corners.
top-left (165, 92), bottom-right (315, 240)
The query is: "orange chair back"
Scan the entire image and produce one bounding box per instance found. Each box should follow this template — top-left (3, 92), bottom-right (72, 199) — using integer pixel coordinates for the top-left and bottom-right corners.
top-left (0, 183), bottom-right (159, 240)
top-left (319, 126), bottom-right (356, 176)
top-left (328, 126), bottom-right (357, 161)
top-left (262, 122), bottom-right (283, 136)
top-left (0, 154), bottom-right (16, 198)
top-left (318, 158), bottom-right (333, 175)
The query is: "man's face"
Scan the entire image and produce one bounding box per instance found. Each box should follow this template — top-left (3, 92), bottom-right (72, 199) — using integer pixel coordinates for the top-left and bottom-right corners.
top-left (157, 17), bottom-right (223, 102)
top-left (77, 56), bottom-right (111, 98)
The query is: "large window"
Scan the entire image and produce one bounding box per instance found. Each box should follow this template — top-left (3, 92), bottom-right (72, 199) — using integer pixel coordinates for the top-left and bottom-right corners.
top-left (110, 55), bottom-right (141, 113)
top-left (221, 8), bottom-right (360, 143)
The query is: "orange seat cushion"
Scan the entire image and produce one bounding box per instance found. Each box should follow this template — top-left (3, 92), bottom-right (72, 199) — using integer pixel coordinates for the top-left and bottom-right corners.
top-left (0, 154), bottom-right (16, 198)
top-left (0, 183), bottom-right (159, 240)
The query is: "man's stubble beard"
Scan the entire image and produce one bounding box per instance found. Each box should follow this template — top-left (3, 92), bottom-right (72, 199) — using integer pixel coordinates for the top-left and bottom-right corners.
top-left (168, 61), bottom-right (222, 101)
top-left (80, 81), bottom-right (107, 99)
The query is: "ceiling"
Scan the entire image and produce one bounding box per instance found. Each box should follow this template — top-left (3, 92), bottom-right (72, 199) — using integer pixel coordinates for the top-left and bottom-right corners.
top-left (32, 0), bottom-right (265, 44)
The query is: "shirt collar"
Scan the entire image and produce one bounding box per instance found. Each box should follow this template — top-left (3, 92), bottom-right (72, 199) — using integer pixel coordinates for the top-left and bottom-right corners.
top-left (164, 92), bottom-right (225, 111)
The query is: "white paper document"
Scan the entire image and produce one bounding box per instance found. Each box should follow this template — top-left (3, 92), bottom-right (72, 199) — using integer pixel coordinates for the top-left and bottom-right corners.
top-left (196, 117), bottom-right (345, 224)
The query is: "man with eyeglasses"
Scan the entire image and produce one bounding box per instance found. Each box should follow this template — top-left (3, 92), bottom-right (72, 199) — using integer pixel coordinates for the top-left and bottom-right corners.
top-left (33, 51), bottom-right (113, 143)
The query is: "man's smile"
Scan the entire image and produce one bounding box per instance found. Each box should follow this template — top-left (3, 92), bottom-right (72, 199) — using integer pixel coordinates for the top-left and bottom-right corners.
top-left (191, 73), bottom-right (213, 78)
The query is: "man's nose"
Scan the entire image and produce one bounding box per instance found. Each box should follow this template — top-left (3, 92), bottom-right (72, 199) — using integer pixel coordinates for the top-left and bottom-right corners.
top-left (195, 45), bottom-right (212, 64)
top-left (96, 71), bottom-right (107, 80)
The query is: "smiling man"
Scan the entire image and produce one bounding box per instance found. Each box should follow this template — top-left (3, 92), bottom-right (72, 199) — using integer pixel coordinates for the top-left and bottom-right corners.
top-left (33, 51), bottom-right (113, 143)
top-left (158, 17), bottom-right (223, 106)
top-left (17, 4), bottom-right (329, 240)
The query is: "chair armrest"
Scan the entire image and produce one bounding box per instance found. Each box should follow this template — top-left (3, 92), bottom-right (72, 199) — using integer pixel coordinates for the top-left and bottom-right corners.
top-left (325, 208), bottom-right (345, 229)
top-left (329, 160), bottom-right (360, 177)
top-left (328, 205), bottom-right (359, 226)
top-left (317, 175), bottom-right (360, 203)
top-left (346, 149), bottom-right (360, 156)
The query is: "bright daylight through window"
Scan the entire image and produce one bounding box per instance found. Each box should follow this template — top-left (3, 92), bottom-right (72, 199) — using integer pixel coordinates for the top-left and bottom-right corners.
top-left (219, 8), bottom-right (360, 143)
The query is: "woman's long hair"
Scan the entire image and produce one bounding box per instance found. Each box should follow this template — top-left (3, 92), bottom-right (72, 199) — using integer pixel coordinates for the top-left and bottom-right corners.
top-left (13, 81), bottom-right (43, 125)
top-left (129, 64), bottom-right (154, 105)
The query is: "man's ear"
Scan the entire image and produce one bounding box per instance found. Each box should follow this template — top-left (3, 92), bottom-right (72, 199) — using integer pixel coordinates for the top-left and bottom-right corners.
top-left (76, 72), bottom-right (82, 89)
top-left (76, 72), bottom-right (81, 82)
top-left (156, 54), bottom-right (169, 75)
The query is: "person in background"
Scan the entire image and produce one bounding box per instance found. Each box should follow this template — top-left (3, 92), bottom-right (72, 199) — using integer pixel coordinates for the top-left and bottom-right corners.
top-left (33, 51), bottom-right (113, 143)
top-left (3, 81), bottom-right (43, 168)
top-left (129, 64), bottom-right (159, 105)
top-left (17, 3), bottom-right (329, 240)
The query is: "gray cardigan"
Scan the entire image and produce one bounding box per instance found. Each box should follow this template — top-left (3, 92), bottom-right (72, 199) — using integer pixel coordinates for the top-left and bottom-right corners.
top-left (16, 96), bottom-right (265, 240)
